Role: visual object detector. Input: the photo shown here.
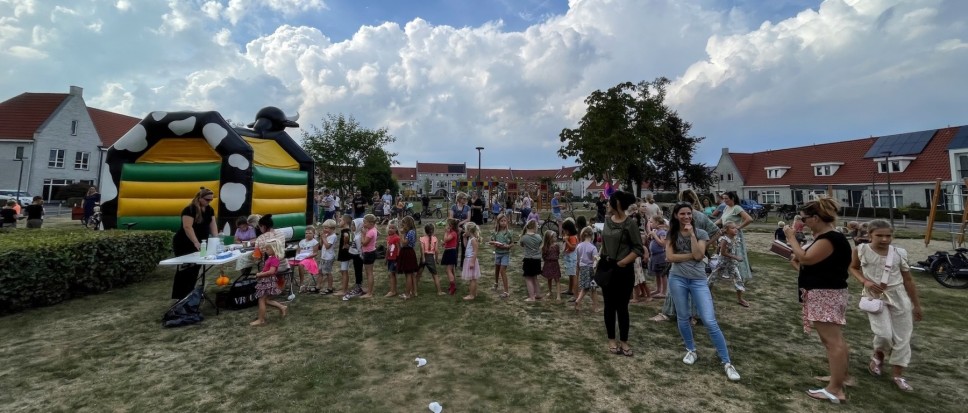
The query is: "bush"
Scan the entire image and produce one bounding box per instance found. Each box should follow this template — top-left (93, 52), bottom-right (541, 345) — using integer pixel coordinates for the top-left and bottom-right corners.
top-left (0, 229), bottom-right (172, 314)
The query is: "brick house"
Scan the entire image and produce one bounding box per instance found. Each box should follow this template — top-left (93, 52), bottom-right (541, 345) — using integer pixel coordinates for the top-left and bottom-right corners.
top-left (713, 125), bottom-right (963, 209)
top-left (0, 86), bottom-right (140, 201)
top-left (415, 162), bottom-right (466, 197)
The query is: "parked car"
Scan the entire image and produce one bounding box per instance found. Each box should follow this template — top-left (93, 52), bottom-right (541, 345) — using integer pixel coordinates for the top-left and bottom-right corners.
top-left (740, 199), bottom-right (768, 219)
top-left (0, 189), bottom-right (32, 206)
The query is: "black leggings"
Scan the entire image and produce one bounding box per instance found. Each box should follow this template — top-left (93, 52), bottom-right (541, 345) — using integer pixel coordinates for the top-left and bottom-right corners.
top-left (353, 254), bottom-right (364, 285)
top-left (602, 265), bottom-right (635, 342)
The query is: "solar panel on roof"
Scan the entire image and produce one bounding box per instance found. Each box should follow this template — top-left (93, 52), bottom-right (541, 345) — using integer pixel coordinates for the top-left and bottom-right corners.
top-left (863, 130), bottom-right (935, 158)
top-left (947, 125), bottom-right (968, 150)
top-left (447, 165), bottom-right (465, 173)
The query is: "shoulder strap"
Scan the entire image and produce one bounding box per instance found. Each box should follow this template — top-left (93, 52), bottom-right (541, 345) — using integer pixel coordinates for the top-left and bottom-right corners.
top-left (880, 246), bottom-right (895, 284)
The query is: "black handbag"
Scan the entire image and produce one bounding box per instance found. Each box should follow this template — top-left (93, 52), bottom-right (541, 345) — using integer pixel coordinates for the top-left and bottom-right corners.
top-left (594, 224), bottom-right (626, 288)
top-left (215, 273), bottom-right (258, 309)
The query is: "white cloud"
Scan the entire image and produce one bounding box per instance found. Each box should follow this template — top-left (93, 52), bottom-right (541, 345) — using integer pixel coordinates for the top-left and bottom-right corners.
top-left (1, 0), bottom-right (966, 170)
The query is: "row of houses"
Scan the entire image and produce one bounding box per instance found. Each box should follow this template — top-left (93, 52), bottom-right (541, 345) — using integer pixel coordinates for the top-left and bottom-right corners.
top-left (390, 164), bottom-right (597, 199)
top-left (713, 125), bottom-right (968, 210)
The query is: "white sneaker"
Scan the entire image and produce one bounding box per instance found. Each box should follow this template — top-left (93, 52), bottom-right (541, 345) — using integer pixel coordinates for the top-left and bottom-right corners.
top-left (725, 363), bottom-right (740, 381)
top-left (682, 350), bottom-right (698, 365)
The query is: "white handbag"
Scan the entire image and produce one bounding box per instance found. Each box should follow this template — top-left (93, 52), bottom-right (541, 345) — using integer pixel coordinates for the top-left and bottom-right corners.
top-left (858, 246), bottom-right (894, 314)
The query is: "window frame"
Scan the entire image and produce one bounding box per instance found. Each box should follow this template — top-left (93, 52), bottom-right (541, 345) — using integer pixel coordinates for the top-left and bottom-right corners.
top-left (48, 148), bottom-right (65, 168)
top-left (74, 151), bottom-right (90, 170)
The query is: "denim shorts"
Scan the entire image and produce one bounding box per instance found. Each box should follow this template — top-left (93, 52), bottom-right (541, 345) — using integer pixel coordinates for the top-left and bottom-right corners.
top-left (386, 260), bottom-right (397, 272)
top-left (339, 260), bottom-right (350, 271)
top-left (494, 253), bottom-right (510, 267)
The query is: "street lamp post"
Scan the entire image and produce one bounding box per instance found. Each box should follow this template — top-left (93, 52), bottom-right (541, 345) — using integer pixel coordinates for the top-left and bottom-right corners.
top-left (475, 146), bottom-right (484, 194)
top-left (14, 155), bottom-right (27, 205)
top-left (883, 151), bottom-right (894, 226)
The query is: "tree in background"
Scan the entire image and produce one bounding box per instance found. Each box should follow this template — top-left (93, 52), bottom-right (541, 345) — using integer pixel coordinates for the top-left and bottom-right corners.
top-left (558, 78), bottom-right (713, 196)
top-left (356, 150), bottom-right (398, 200)
top-left (302, 113), bottom-right (397, 199)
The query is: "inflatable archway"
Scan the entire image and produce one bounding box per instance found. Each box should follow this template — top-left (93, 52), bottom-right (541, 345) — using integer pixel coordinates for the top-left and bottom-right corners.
top-left (99, 108), bottom-right (314, 236)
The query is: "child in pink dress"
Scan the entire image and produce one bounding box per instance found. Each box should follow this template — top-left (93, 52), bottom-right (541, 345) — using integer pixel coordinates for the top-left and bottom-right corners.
top-left (461, 222), bottom-right (481, 301)
top-left (252, 239), bottom-right (288, 326)
top-left (541, 230), bottom-right (562, 300)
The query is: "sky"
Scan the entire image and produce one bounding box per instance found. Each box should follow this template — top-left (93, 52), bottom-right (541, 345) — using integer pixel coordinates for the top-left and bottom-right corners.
top-left (1, 0), bottom-right (966, 170)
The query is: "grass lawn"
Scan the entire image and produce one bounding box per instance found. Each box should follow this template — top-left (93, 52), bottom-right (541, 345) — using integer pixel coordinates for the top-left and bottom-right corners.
top-left (1, 221), bottom-right (966, 412)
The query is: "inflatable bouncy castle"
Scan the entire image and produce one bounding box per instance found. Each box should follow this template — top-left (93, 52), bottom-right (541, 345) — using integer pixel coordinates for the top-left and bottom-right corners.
top-left (99, 107), bottom-right (314, 235)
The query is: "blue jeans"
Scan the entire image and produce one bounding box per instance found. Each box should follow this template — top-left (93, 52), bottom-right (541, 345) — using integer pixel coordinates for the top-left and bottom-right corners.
top-left (668, 274), bottom-right (732, 364)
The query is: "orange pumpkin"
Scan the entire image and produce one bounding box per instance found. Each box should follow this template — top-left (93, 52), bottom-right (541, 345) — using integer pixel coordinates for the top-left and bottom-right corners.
top-left (215, 274), bottom-right (230, 286)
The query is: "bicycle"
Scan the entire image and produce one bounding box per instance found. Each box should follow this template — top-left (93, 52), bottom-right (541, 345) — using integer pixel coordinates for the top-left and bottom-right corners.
top-left (421, 203), bottom-right (444, 219)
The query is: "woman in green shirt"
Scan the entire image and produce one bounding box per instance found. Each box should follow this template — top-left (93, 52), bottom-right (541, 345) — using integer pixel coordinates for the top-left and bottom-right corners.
top-left (599, 191), bottom-right (644, 357)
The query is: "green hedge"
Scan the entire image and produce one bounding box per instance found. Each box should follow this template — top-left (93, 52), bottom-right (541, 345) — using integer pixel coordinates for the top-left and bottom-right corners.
top-left (0, 229), bottom-right (172, 314)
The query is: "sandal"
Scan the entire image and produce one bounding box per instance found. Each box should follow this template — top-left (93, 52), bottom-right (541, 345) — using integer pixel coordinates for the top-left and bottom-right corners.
top-left (868, 355), bottom-right (883, 376)
top-left (650, 313), bottom-right (669, 322)
top-left (806, 388), bottom-right (846, 404)
top-left (608, 346), bottom-right (620, 355)
top-left (738, 299), bottom-right (750, 308)
top-left (893, 377), bottom-right (913, 392)
top-left (620, 347), bottom-right (634, 357)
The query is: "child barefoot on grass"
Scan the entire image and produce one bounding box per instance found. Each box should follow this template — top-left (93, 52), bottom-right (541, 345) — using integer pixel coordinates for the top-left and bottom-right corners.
top-left (462, 222), bottom-right (481, 300)
top-left (318, 219), bottom-right (337, 294)
top-left (291, 225), bottom-right (320, 293)
top-left (519, 220), bottom-right (543, 302)
top-left (360, 214), bottom-right (379, 299)
top-left (251, 239), bottom-right (288, 326)
top-left (709, 222), bottom-right (749, 307)
top-left (541, 230), bottom-right (562, 301)
top-left (385, 219), bottom-right (401, 297)
top-left (489, 214), bottom-right (512, 298)
top-left (562, 219), bottom-right (579, 299)
top-left (442, 218), bottom-right (460, 295)
top-left (418, 223), bottom-right (444, 295)
top-left (574, 227), bottom-right (599, 313)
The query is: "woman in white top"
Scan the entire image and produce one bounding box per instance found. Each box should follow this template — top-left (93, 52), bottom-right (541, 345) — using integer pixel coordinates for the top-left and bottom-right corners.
top-left (848, 219), bottom-right (923, 391)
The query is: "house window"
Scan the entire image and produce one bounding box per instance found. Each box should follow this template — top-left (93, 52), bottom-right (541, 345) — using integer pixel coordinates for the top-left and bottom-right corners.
top-left (74, 152), bottom-right (90, 170)
top-left (874, 190), bottom-right (903, 208)
top-left (878, 161), bottom-right (901, 173)
top-left (958, 155), bottom-right (968, 179)
top-left (815, 165), bottom-right (832, 176)
top-left (43, 178), bottom-right (74, 201)
top-left (726, 173), bottom-right (733, 182)
top-left (15, 146), bottom-right (25, 160)
top-left (71, 120), bottom-right (78, 136)
top-left (48, 149), bottom-right (65, 168)
top-left (762, 190), bottom-right (780, 204)
top-left (925, 188), bottom-right (949, 210)
top-left (808, 190), bottom-right (826, 201)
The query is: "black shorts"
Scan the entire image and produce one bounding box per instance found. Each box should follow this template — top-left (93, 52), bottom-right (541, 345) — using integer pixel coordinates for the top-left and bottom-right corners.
top-left (441, 248), bottom-right (458, 266)
top-left (363, 251), bottom-right (377, 265)
top-left (523, 258), bottom-right (542, 277)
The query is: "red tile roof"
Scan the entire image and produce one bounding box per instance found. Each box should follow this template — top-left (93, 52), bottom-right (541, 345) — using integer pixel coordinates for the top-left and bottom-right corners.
top-left (390, 166), bottom-right (417, 181)
top-left (467, 168), bottom-right (513, 180)
top-left (88, 107), bottom-right (141, 147)
top-left (511, 168), bottom-right (559, 180)
top-left (0, 93), bottom-right (68, 140)
top-left (417, 162), bottom-right (465, 174)
top-left (555, 166), bottom-right (578, 180)
top-left (734, 127), bottom-right (955, 187)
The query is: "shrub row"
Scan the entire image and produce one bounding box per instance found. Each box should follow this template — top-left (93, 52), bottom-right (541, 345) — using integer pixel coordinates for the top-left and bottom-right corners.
top-left (0, 229), bottom-right (172, 314)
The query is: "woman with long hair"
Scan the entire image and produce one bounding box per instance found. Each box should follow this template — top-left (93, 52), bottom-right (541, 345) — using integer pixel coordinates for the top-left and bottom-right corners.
top-left (667, 202), bottom-right (740, 381)
top-left (783, 198), bottom-right (852, 404)
top-left (599, 190), bottom-right (644, 357)
top-left (170, 187), bottom-right (219, 299)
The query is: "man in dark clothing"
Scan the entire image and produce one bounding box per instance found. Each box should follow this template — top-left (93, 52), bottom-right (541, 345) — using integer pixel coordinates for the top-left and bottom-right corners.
top-left (470, 192), bottom-right (485, 225)
top-left (595, 195), bottom-right (607, 223)
top-left (352, 191), bottom-right (367, 219)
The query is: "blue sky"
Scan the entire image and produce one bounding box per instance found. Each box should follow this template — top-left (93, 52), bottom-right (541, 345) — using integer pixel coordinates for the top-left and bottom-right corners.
top-left (1, 0), bottom-right (965, 171)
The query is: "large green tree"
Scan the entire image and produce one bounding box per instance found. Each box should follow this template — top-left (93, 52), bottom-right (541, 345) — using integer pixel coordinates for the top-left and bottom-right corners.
top-left (301, 113), bottom-right (397, 198)
top-left (355, 150), bottom-right (398, 199)
top-left (558, 78), bottom-right (713, 196)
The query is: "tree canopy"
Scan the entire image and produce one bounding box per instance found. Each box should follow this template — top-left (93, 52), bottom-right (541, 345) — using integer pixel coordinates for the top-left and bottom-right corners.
top-left (558, 78), bottom-right (713, 196)
top-left (301, 113), bottom-right (397, 198)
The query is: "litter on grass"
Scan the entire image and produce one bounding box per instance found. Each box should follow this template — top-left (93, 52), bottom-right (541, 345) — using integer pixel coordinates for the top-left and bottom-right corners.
top-left (415, 357), bottom-right (427, 367)
top-left (428, 401), bottom-right (442, 413)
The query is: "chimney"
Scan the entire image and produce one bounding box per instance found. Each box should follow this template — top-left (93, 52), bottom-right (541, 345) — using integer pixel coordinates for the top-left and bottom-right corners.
top-left (69, 85), bottom-right (83, 97)
top-left (721, 147), bottom-right (729, 155)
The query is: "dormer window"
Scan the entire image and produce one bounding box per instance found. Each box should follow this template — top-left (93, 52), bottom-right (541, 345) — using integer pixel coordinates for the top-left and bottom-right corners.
top-left (811, 162), bottom-right (844, 177)
top-left (874, 156), bottom-right (915, 173)
top-left (765, 166), bottom-right (790, 179)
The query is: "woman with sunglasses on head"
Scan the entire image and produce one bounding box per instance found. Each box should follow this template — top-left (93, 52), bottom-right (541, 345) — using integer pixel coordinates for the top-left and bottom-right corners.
top-left (598, 190), bottom-right (644, 357)
top-left (170, 187), bottom-right (219, 299)
top-left (783, 197), bottom-right (852, 404)
top-left (667, 202), bottom-right (741, 381)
